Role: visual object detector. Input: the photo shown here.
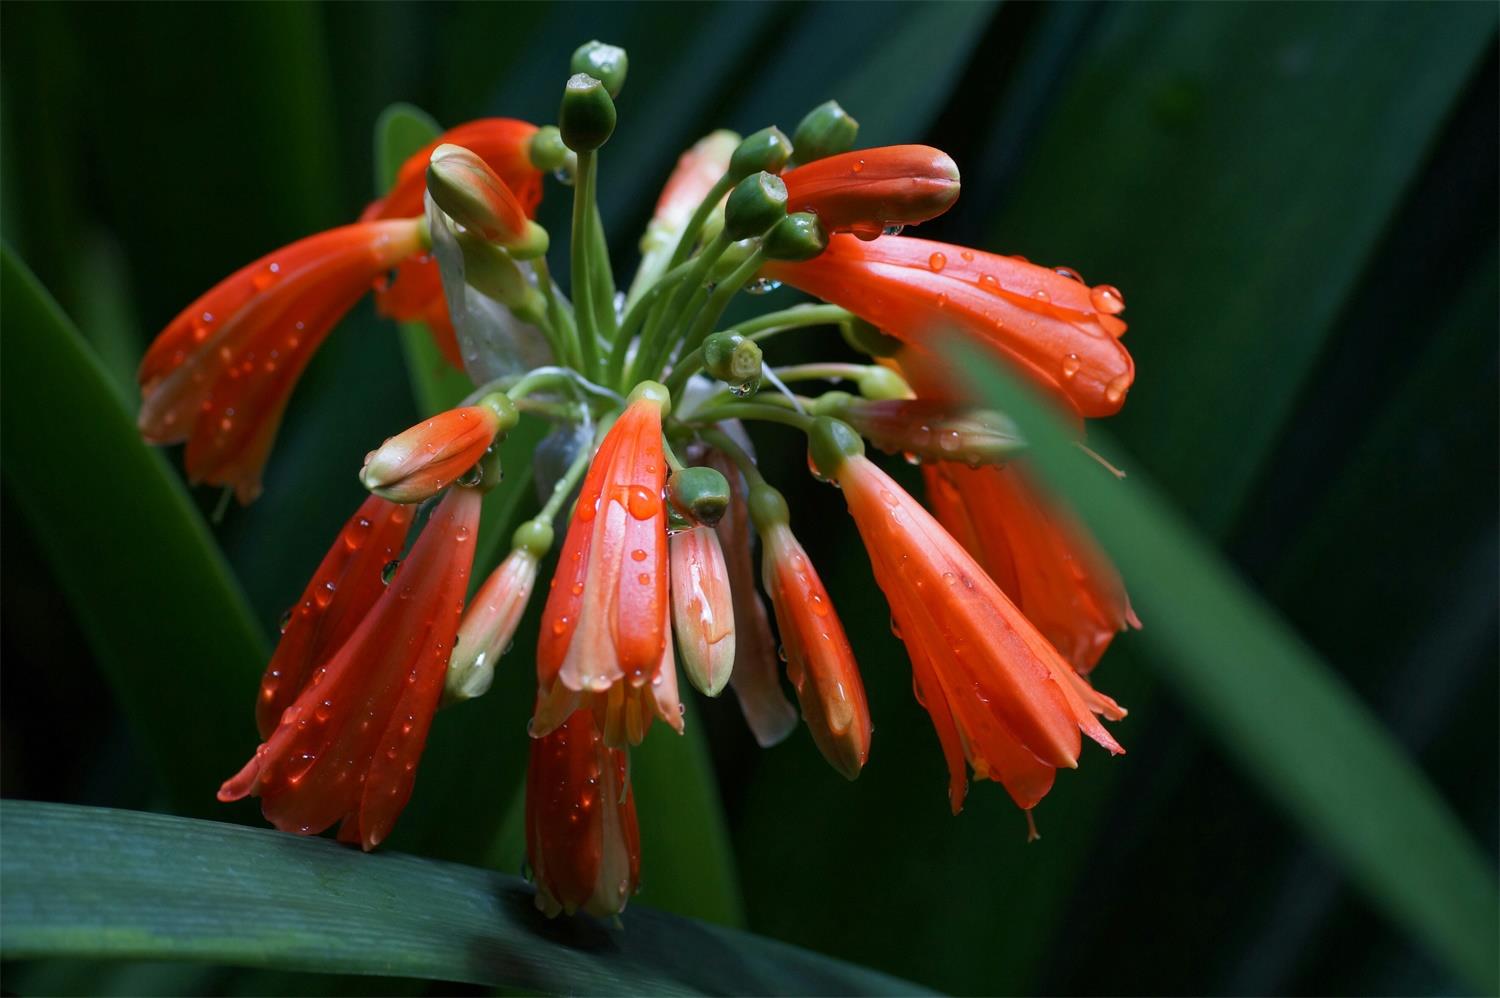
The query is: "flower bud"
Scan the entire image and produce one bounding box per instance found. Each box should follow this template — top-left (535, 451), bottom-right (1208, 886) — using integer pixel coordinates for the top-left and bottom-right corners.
top-left (559, 74), bottom-right (616, 152)
top-left (701, 331), bottom-right (763, 395)
top-left (728, 126), bottom-right (793, 181)
top-left (791, 100), bottom-right (860, 164)
top-left (856, 365), bottom-right (913, 400)
top-left (723, 172), bottom-right (788, 241)
top-left (570, 40), bottom-right (628, 98)
top-left (762, 212), bottom-right (828, 261)
top-left (667, 465), bottom-right (731, 526)
top-left (454, 227), bottom-right (543, 310)
top-left (426, 144), bottom-right (532, 245)
top-left (825, 398), bottom-right (1024, 466)
top-left (670, 524), bottom-right (736, 697)
top-left (445, 545), bottom-right (541, 704)
top-left (840, 316), bottom-right (904, 358)
top-left (528, 125), bottom-right (572, 172)
top-left (806, 416), bottom-right (865, 480)
top-left (782, 145), bottom-right (960, 239)
top-left (360, 404), bottom-right (504, 503)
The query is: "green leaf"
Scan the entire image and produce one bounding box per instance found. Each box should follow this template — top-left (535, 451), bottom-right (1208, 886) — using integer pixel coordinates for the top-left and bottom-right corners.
top-left (0, 801), bottom-right (921, 996)
top-left (0, 247), bottom-right (267, 816)
top-left (955, 345), bottom-right (1500, 995)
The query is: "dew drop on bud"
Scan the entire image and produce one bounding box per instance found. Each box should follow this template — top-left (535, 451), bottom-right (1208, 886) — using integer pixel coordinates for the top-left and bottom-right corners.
top-left (1104, 373), bottom-right (1130, 404)
top-left (553, 167), bottom-right (575, 187)
top-left (1061, 353), bottom-right (1082, 380)
top-left (1090, 284), bottom-right (1126, 314)
top-left (745, 277), bottom-right (782, 296)
top-left (381, 560), bottom-right (400, 585)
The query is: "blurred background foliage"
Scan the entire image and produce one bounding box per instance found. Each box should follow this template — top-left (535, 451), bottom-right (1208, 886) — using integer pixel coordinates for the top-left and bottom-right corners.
top-left (2, 1), bottom-right (1496, 995)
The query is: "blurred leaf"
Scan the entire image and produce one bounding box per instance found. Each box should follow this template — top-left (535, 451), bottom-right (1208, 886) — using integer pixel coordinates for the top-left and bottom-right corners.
top-left (72, 233), bottom-right (143, 400)
top-left (0, 247), bottom-right (267, 815)
top-left (956, 345), bottom-right (1500, 995)
top-left (0, 801), bottom-right (921, 996)
top-left (988, 2), bottom-right (1499, 534)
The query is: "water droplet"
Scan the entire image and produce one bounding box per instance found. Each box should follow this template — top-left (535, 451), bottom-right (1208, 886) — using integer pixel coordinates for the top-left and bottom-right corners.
top-left (882, 224), bottom-right (904, 236)
top-left (1055, 267), bottom-right (1084, 283)
top-left (938, 430), bottom-right (961, 453)
top-left (637, 572), bottom-right (651, 585)
top-left (625, 485), bottom-right (660, 520)
top-left (553, 166), bottom-right (575, 187)
top-left (278, 609), bottom-right (293, 633)
top-left (1061, 353), bottom-right (1082, 379)
top-left (902, 451), bottom-right (922, 466)
top-left (935, 292), bottom-right (949, 310)
top-left (745, 277), bottom-right (781, 295)
top-left (457, 464), bottom-right (483, 487)
top-left (1104, 373), bottom-right (1130, 404)
top-left (314, 580), bottom-right (337, 608)
top-left (1090, 284), bottom-right (1126, 314)
top-left (382, 560), bottom-right (400, 585)
top-left (927, 251), bottom-right (947, 273)
top-left (455, 525), bottom-right (471, 542)
top-left (978, 273), bottom-right (1000, 293)
top-left (1033, 288), bottom-right (1050, 302)
top-left (851, 159), bottom-right (866, 174)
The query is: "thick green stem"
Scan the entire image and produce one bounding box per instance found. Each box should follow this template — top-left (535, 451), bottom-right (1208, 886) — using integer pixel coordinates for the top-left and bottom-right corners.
top-left (767, 363), bottom-right (869, 384)
top-left (688, 400), bottom-right (813, 432)
top-left (606, 257), bottom-right (697, 388)
top-left (675, 249), bottom-right (766, 363)
top-left (570, 150), bottom-right (601, 379)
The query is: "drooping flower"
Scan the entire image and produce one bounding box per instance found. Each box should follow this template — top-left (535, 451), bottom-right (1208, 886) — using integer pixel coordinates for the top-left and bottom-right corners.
top-left (766, 234), bottom-right (1133, 418)
top-left (359, 395), bottom-right (515, 503)
top-left (526, 707), bottom-right (641, 918)
top-left (255, 494), bottom-right (413, 738)
top-left (781, 145), bottom-right (960, 240)
top-left (748, 481), bottom-right (871, 780)
top-left (138, 218), bottom-right (426, 502)
top-left (807, 418), bottom-right (1124, 813)
top-left (219, 484), bottom-right (481, 850)
top-left (670, 523), bottom-right (736, 697)
top-left (704, 448), bottom-right (799, 747)
top-left (444, 518), bottom-right (553, 704)
top-left (531, 384), bottom-right (683, 746)
top-left (924, 460), bottom-right (1139, 673)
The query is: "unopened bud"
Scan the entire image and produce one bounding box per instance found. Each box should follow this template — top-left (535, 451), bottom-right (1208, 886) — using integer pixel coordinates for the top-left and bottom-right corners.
top-left (454, 227), bottom-right (541, 309)
top-left (528, 125), bottom-right (573, 173)
top-left (559, 74), bottom-right (616, 152)
top-left (445, 545), bottom-right (541, 704)
top-left (723, 172), bottom-right (788, 241)
top-left (670, 525), bottom-right (737, 697)
top-left (856, 365), bottom-right (912, 400)
top-left (701, 331), bottom-right (762, 394)
top-left (667, 465), bottom-right (731, 526)
top-left (427, 144), bottom-right (532, 245)
top-left (782, 145), bottom-right (960, 238)
top-left (827, 398), bottom-right (1025, 466)
top-left (571, 40), bottom-right (628, 98)
top-left (791, 100), bottom-right (859, 165)
top-left (360, 404), bottom-right (504, 503)
top-left (728, 126), bottom-right (792, 181)
top-left (805, 416), bottom-right (865, 480)
top-left (762, 212), bottom-right (828, 261)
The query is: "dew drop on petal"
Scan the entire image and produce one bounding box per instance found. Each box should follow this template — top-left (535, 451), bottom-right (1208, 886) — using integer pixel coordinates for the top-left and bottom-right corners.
top-left (1061, 353), bottom-right (1082, 380)
top-left (927, 252), bottom-right (946, 273)
top-left (1090, 284), bottom-right (1126, 314)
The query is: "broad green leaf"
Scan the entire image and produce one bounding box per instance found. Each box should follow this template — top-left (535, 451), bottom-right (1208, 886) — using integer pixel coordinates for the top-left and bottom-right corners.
top-left (956, 346), bottom-right (1500, 995)
top-left (0, 247), bottom-right (267, 816)
top-left (0, 801), bottom-right (921, 996)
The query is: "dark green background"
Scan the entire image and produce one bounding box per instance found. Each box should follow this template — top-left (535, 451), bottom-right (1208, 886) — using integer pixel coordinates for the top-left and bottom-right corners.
top-left (2, 2), bottom-right (1496, 994)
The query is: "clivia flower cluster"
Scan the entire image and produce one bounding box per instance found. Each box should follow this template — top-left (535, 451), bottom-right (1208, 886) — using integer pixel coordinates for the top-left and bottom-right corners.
top-left (143, 41), bottom-right (1139, 918)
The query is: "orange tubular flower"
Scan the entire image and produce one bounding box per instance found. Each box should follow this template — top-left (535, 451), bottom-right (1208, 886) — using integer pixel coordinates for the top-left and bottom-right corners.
top-left (255, 494), bottom-right (413, 738)
top-left (359, 396), bottom-right (512, 504)
top-left (765, 234), bottom-right (1133, 418)
top-left (445, 520), bottom-right (552, 703)
top-left (526, 708), bottom-right (641, 918)
top-left (748, 482), bottom-right (871, 780)
top-left (363, 118), bottom-right (543, 353)
top-left (138, 218), bottom-right (426, 502)
top-left (705, 449), bottom-right (799, 747)
top-left (219, 485), bottom-right (482, 850)
top-left (924, 461), bottom-right (1139, 673)
top-left (670, 524), bottom-right (736, 697)
top-left (782, 145), bottom-right (960, 239)
top-left (808, 419), bottom-right (1124, 814)
top-left (532, 385), bottom-right (682, 747)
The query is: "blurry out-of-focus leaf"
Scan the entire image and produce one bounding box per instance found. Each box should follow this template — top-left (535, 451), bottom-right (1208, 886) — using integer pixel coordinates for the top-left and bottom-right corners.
top-left (0, 247), bottom-right (267, 816)
top-left (73, 233), bottom-right (142, 400)
top-left (956, 346), bottom-right (1500, 996)
top-left (989, 1), bottom-right (1499, 534)
top-left (0, 801), bottom-right (921, 996)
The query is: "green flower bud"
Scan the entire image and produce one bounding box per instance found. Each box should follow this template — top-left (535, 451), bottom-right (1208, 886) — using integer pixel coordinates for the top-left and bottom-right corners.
top-left (791, 100), bottom-right (860, 165)
top-left (723, 172), bottom-right (789, 241)
top-left (701, 331), bottom-right (763, 393)
top-left (528, 125), bottom-right (573, 173)
top-left (840, 316), bottom-right (904, 358)
top-left (806, 416), bottom-right (865, 480)
top-left (455, 228), bottom-right (533, 306)
top-left (477, 391), bottom-right (520, 434)
top-left (667, 466), bottom-right (732, 526)
top-left (728, 126), bottom-right (793, 181)
top-left (512, 517), bottom-right (555, 558)
top-left (627, 379), bottom-right (672, 414)
top-left (808, 389), bottom-right (857, 416)
top-left (746, 482), bottom-right (790, 531)
top-left (559, 74), bottom-right (617, 152)
top-left (571, 40), bottom-right (628, 98)
top-left (856, 365), bottom-right (912, 401)
top-left (762, 212), bottom-right (828, 261)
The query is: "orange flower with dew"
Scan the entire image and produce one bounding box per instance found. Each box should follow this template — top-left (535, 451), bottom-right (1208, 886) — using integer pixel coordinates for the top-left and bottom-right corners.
top-left (767, 233), bottom-right (1132, 418)
top-left (138, 218), bottom-right (426, 502)
top-left (782, 145), bottom-right (960, 240)
top-left (526, 707), bottom-right (640, 918)
top-left (532, 383), bottom-right (683, 747)
top-left (219, 485), bottom-right (481, 850)
top-left (360, 395), bottom-right (516, 504)
top-left (808, 417), bottom-right (1125, 816)
top-left (445, 518), bottom-right (553, 704)
top-left (670, 523), bottom-right (737, 697)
